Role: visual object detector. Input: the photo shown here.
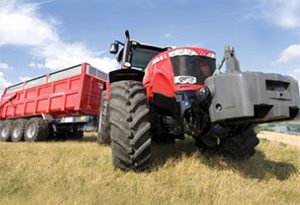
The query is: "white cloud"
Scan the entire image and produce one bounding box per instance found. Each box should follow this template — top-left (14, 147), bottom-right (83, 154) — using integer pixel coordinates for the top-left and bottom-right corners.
top-left (278, 44), bottom-right (300, 64)
top-left (0, 0), bottom-right (118, 73)
top-left (0, 0), bottom-right (58, 46)
top-left (164, 33), bottom-right (171, 38)
top-left (291, 68), bottom-right (300, 84)
top-left (0, 63), bottom-right (9, 69)
top-left (255, 0), bottom-right (300, 29)
top-left (251, 1), bottom-right (300, 78)
top-left (19, 76), bottom-right (31, 82)
top-left (29, 62), bottom-right (44, 69)
top-left (31, 41), bottom-right (118, 71)
top-left (0, 72), bottom-right (11, 94)
top-left (0, 62), bottom-right (13, 70)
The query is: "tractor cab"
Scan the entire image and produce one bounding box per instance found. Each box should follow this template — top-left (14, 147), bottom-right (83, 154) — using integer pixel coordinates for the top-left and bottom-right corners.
top-left (110, 31), bottom-right (170, 71)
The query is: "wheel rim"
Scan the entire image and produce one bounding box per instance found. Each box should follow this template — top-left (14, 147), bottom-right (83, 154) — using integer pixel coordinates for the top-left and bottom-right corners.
top-left (12, 124), bottom-right (21, 139)
top-left (1, 125), bottom-right (8, 138)
top-left (26, 122), bottom-right (36, 139)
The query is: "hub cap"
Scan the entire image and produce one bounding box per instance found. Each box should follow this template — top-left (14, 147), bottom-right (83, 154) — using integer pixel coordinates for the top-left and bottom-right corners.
top-left (26, 122), bottom-right (36, 139)
top-left (12, 124), bottom-right (21, 139)
top-left (1, 126), bottom-right (8, 138)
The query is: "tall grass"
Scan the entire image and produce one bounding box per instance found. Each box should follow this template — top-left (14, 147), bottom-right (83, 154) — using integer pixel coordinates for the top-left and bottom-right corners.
top-left (0, 134), bottom-right (300, 205)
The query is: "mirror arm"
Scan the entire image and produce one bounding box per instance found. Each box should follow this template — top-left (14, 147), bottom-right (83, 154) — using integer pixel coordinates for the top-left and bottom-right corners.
top-left (114, 40), bottom-right (124, 46)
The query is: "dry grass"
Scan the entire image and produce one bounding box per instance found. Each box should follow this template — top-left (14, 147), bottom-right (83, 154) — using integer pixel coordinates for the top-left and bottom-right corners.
top-left (0, 133), bottom-right (300, 205)
top-left (258, 131), bottom-right (300, 149)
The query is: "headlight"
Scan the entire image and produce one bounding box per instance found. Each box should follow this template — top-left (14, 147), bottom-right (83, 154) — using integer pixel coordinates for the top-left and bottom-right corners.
top-left (206, 52), bottom-right (216, 59)
top-left (169, 49), bottom-right (198, 57)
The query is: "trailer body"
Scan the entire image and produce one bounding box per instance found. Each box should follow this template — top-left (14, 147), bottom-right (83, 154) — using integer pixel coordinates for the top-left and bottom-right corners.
top-left (0, 63), bottom-right (107, 141)
top-left (0, 63), bottom-right (106, 119)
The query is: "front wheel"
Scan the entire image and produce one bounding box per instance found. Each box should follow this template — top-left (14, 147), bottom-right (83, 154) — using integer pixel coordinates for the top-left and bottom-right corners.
top-left (110, 80), bottom-right (151, 171)
top-left (219, 124), bottom-right (259, 160)
top-left (195, 124), bottom-right (259, 160)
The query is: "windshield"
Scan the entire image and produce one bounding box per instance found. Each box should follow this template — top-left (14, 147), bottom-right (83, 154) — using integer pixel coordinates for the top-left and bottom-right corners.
top-left (131, 47), bottom-right (161, 71)
top-left (171, 56), bottom-right (216, 85)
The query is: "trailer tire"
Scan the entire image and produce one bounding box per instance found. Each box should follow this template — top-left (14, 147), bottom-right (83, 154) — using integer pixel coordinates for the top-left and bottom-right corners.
top-left (68, 129), bottom-right (84, 140)
top-left (0, 120), bottom-right (13, 142)
top-left (97, 90), bottom-right (111, 145)
top-left (110, 80), bottom-right (151, 171)
top-left (24, 118), bottom-right (49, 142)
top-left (74, 130), bottom-right (84, 140)
top-left (11, 119), bottom-right (27, 142)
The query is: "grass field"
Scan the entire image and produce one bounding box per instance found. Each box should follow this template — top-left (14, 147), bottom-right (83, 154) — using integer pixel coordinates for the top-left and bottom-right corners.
top-left (1, 133), bottom-right (300, 205)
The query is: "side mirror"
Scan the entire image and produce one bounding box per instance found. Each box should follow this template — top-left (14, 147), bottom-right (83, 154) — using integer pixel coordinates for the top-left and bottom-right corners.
top-left (110, 42), bottom-right (119, 54)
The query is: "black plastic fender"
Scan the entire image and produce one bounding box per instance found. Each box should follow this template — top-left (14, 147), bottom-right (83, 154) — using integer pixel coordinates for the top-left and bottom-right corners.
top-left (109, 69), bottom-right (144, 83)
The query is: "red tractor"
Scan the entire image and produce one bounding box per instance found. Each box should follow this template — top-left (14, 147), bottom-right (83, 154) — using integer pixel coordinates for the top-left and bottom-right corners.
top-left (98, 31), bottom-right (300, 170)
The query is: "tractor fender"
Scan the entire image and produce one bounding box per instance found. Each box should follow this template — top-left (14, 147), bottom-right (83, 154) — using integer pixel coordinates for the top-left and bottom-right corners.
top-left (109, 69), bottom-right (144, 84)
top-left (107, 69), bottom-right (145, 99)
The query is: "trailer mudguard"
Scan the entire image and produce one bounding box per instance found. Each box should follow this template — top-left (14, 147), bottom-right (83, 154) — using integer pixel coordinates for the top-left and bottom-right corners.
top-left (205, 72), bottom-right (300, 123)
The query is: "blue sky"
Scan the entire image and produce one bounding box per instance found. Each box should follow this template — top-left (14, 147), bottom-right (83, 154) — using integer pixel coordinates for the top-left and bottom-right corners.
top-left (1, 0), bottom-right (300, 93)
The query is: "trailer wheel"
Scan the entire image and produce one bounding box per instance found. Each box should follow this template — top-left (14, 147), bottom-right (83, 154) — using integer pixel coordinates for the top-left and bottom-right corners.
top-left (74, 130), bottom-right (84, 140)
top-left (110, 80), bottom-right (151, 171)
top-left (0, 120), bottom-right (13, 142)
top-left (11, 119), bottom-right (27, 142)
top-left (67, 127), bottom-right (83, 140)
top-left (97, 90), bottom-right (111, 145)
top-left (24, 118), bottom-right (49, 142)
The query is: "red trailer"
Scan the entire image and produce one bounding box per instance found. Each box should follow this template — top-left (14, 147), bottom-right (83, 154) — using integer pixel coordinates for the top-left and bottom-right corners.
top-left (0, 63), bottom-right (107, 142)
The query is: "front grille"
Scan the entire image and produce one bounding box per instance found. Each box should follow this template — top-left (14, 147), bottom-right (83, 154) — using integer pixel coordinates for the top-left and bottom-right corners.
top-left (171, 56), bottom-right (216, 85)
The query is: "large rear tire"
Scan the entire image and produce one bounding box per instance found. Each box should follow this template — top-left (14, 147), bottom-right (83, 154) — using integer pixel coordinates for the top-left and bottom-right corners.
top-left (97, 90), bottom-right (111, 145)
top-left (0, 120), bottom-right (13, 142)
top-left (110, 81), bottom-right (151, 171)
top-left (24, 118), bottom-right (49, 142)
top-left (11, 119), bottom-right (27, 142)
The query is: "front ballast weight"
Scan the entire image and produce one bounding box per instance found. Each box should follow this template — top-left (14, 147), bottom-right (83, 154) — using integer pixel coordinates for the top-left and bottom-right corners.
top-left (206, 72), bottom-right (299, 123)
top-left (206, 46), bottom-right (300, 124)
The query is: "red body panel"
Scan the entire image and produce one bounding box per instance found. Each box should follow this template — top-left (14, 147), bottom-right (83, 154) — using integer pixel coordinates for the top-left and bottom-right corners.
top-left (144, 47), bottom-right (214, 99)
top-left (0, 63), bottom-right (106, 120)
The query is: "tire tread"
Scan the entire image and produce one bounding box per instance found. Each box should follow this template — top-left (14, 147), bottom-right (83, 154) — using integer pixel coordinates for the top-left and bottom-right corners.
top-left (110, 80), bottom-right (151, 171)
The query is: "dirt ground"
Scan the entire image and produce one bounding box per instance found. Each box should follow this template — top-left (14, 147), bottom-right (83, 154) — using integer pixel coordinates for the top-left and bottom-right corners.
top-left (258, 131), bottom-right (300, 149)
